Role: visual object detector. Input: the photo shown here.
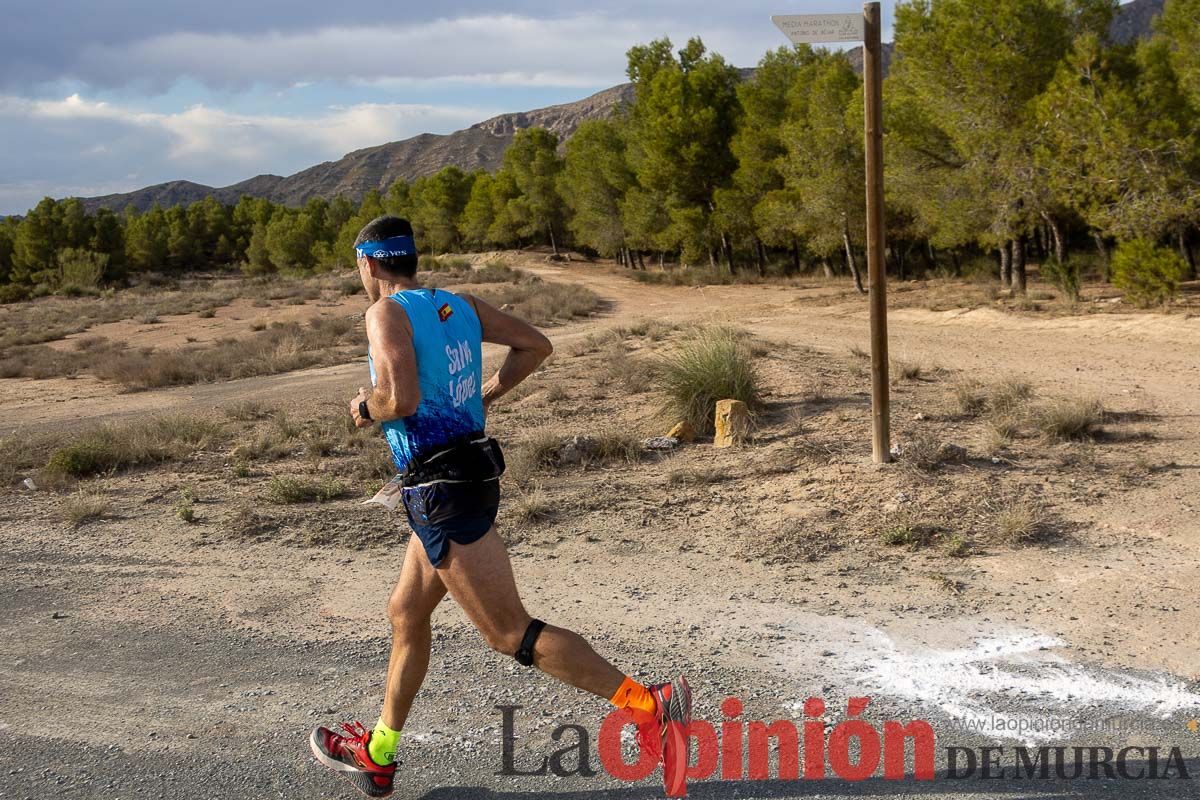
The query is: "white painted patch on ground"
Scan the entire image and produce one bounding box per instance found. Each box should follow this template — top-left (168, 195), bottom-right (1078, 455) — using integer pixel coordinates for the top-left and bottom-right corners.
top-left (847, 627), bottom-right (1200, 743)
top-left (713, 603), bottom-right (1200, 745)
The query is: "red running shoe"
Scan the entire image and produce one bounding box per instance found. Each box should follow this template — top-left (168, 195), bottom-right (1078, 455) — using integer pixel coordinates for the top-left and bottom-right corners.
top-left (635, 676), bottom-right (693, 797)
top-left (309, 721), bottom-right (396, 798)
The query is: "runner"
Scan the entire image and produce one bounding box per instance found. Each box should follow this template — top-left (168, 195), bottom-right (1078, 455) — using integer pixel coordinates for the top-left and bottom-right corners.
top-left (309, 216), bottom-right (692, 798)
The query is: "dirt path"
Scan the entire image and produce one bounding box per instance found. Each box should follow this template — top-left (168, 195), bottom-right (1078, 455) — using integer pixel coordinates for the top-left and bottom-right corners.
top-left (3, 259), bottom-right (1199, 799)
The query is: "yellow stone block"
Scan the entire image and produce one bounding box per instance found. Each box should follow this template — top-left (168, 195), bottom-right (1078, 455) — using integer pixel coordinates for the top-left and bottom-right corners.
top-left (714, 400), bottom-right (749, 448)
top-left (667, 421), bottom-right (695, 443)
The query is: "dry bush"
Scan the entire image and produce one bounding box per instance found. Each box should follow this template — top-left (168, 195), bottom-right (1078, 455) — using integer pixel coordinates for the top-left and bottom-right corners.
top-left (510, 486), bottom-right (555, 523)
top-left (224, 400), bottom-right (272, 421)
top-left (896, 431), bottom-right (947, 471)
top-left (891, 358), bottom-right (926, 382)
top-left (656, 326), bottom-right (762, 435)
top-left (617, 318), bottom-right (678, 341)
top-left (224, 504), bottom-right (278, 540)
top-left (991, 499), bottom-right (1050, 545)
top-left (988, 377), bottom-right (1035, 416)
top-left (474, 280), bottom-right (600, 326)
top-left (91, 317), bottom-right (357, 390)
top-left (1031, 396), bottom-right (1104, 441)
top-left (568, 330), bottom-right (620, 357)
top-left (0, 282), bottom-right (236, 350)
top-left (45, 415), bottom-right (223, 478)
top-left (952, 379), bottom-right (988, 416)
top-left (746, 521), bottom-right (838, 564)
top-left (980, 417), bottom-right (1020, 455)
top-left (62, 491), bottom-right (111, 527)
top-left (666, 467), bottom-right (727, 487)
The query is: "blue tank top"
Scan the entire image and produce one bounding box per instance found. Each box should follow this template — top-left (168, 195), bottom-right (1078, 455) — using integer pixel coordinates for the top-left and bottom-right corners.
top-left (368, 288), bottom-right (485, 471)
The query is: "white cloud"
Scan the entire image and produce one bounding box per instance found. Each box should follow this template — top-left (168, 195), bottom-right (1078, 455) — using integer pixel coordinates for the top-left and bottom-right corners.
top-left (0, 93), bottom-right (498, 213)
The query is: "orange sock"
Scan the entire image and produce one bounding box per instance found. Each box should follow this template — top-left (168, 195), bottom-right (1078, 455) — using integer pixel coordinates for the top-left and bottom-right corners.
top-left (610, 676), bottom-right (657, 716)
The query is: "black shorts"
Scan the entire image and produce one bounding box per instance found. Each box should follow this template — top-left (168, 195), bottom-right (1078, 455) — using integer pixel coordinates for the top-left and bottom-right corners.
top-left (401, 479), bottom-right (500, 567)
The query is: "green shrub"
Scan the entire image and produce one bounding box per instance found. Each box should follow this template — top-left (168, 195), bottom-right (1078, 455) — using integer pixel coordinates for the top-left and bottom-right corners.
top-left (1111, 239), bottom-right (1186, 306)
top-left (0, 284), bottom-right (30, 304)
top-left (57, 248), bottom-right (108, 295)
top-left (267, 476), bottom-right (347, 503)
top-left (1041, 258), bottom-right (1080, 302)
top-left (656, 326), bottom-right (761, 434)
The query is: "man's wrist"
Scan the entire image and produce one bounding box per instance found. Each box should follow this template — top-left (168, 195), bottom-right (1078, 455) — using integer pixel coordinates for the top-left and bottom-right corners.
top-left (358, 398), bottom-right (373, 421)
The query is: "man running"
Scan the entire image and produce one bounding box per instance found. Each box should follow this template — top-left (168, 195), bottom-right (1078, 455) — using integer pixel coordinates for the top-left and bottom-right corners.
top-left (309, 216), bottom-right (692, 798)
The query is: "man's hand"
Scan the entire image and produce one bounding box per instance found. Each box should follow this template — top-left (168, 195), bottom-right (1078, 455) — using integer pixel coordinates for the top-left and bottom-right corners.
top-left (350, 386), bottom-right (374, 429)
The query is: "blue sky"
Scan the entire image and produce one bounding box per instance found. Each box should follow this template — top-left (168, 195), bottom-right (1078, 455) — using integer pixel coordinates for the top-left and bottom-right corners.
top-left (0, 1), bottom-right (898, 215)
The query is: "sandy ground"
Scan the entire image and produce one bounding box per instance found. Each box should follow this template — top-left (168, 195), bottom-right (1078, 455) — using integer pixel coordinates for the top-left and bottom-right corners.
top-left (2, 257), bottom-right (1199, 798)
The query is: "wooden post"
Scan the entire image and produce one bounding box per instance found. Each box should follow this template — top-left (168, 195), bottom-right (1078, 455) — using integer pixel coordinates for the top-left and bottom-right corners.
top-left (863, 1), bottom-right (891, 463)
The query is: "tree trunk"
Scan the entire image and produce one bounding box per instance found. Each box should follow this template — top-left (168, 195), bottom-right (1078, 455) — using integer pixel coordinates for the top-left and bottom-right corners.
top-left (755, 238), bottom-right (767, 277)
top-left (791, 243), bottom-right (801, 275)
top-left (548, 224), bottom-right (558, 256)
top-left (637, 250), bottom-right (646, 270)
top-left (1012, 235), bottom-right (1028, 296)
top-left (898, 244), bottom-right (907, 282)
top-left (721, 232), bottom-right (735, 274)
top-left (1000, 242), bottom-right (1012, 288)
top-left (950, 249), bottom-right (961, 277)
top-left (822, 259), bottom-right (834, 279)
top-left (1043, 212), bottom-right (1067, 264)
top-left (658, 251), bottom-right (664, 270)
top-left (1092, 233), bottom-right (1111, 282)
top-left (1178, 228), bottom-right (1196, 280)
top-left (843, 221), bottom-right (867, 294)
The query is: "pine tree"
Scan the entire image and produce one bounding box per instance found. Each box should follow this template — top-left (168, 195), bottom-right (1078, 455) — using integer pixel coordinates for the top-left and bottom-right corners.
top-left (560, 120), bottom-right (634, 259)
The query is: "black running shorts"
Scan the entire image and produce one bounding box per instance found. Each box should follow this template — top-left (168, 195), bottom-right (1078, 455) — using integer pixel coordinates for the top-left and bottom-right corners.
top-left (400, 479), bottom-right (500, 567)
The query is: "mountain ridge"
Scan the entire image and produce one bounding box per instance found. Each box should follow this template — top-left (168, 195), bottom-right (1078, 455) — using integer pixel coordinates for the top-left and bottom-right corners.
top-left (76, 0), bottom-right (1164, 214)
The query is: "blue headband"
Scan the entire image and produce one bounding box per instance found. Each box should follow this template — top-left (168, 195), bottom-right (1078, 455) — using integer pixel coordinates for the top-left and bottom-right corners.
top-left (356, 235), bottom-right (416, 259)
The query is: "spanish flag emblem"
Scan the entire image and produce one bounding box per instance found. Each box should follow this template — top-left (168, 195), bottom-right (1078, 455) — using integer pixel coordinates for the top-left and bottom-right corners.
top-left (438, 303), bottom-right (454, 322)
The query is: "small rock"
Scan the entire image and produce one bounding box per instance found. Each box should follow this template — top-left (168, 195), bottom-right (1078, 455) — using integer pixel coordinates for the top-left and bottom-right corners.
top-left (937, 443), bottom-right (968, 463)
top-left (22, 477), bottom-right (38, 491)
top-left (642, 436), bottom-right (680, 452)
top-left (666, 421), bottom-right (695, 443)
top-left (913, 413), bottom-right (927, 421)
top-left (556, 435), bottom-right (595, 465)
top-left (51, 611), bottom-right (68, 620)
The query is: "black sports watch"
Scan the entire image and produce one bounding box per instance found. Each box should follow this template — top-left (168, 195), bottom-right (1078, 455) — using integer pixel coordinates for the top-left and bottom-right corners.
top-left (358, 399), bottom-right (373, 422)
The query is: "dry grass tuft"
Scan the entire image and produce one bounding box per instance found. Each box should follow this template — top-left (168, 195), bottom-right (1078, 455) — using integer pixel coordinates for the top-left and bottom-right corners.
top-left (62, 491), bottom-right (111, 527)
top-left (952, 379), bottom-right (988, 416)
top-left (992, 499), bottom-right (1050, 545)
top-left (891, 358), bottom-right (926, 382)
top-left (510, 486), bottom-right (556, 523)
top-left (1031, 396), bottom-right (1104, 441)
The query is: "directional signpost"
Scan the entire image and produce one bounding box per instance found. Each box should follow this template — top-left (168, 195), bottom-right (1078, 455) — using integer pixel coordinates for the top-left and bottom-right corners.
top-left (773, 3), bottom-right (891, 464)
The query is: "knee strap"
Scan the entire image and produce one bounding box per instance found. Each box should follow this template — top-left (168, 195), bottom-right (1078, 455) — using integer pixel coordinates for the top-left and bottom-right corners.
top-left (515, 619), bottom-right (546, 667)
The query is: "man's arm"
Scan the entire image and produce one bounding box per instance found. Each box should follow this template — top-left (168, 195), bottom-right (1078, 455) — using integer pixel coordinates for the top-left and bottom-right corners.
top-left (351, 299), bottom-right (420, 427)
top-left (461, 293), bottom-right (553, 412)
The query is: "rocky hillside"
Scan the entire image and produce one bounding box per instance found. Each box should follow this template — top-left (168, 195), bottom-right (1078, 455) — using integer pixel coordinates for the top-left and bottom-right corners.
top-left (79, 0), bottom-right (1163, 214)
top-left (78, 83), bottom-right (635, 213)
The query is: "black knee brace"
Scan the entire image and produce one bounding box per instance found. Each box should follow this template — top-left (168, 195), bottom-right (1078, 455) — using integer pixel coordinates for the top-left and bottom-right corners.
top-left (515, 619), bottom-right (546, 667)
